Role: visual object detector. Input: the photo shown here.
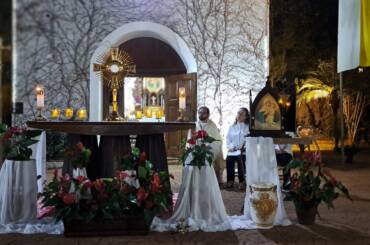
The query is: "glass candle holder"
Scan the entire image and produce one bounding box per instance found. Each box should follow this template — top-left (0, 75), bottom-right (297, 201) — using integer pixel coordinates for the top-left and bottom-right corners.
top-left (77, 108), bottom-right (87, 121)
top-left (50, 108), bottom-right (61, 120)
top-left (155, 110), bottom-right (162, 119)
top-left (135, 110), bottom-right (143, 119)
top-left (64, 108), bottom-right (74, 120)
top-left (146, 109), bottom-right (152, 118)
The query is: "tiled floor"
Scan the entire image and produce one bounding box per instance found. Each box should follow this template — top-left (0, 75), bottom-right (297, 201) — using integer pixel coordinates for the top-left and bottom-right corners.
top-left (1, 149), bottom-right (370, 244)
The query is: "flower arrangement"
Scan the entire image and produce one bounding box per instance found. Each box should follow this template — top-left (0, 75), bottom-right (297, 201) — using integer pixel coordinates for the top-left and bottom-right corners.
top-left (284, 151), bottom-right (351, 212)
top-left (180, 130), bottom-right (218, 169)
top-left (40, 148), bottom-right (172, 225)
top-left (0, 123), bottom-right (42, 161)
top-left (64, 142), bottom-right (91, 169)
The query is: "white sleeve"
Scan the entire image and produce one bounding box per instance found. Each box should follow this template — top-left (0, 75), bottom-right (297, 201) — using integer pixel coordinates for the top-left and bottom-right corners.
top-left (226, 126), bottom-right (234, 150)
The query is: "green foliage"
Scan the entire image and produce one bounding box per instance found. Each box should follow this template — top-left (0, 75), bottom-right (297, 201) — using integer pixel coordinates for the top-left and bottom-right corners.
top-left (41, 148), bottom-right (172, 225)
top-left (46, 132), bottom-right (66, 160)
top-left (64, 142), bottom-right (91, 169)
top-left (0, 123), bottom-right (42, 161)
top-left (180, 131), bottom-right (218, 169)
top-left (284, 152), bottom-right (351, 211)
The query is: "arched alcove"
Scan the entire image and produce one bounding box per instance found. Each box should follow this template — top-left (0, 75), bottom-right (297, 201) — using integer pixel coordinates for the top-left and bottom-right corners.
top-left (89, 21), bottom-right (197, 121)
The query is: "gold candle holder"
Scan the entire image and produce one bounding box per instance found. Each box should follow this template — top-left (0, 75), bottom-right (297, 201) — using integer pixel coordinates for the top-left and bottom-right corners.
top-left (50, 108), bottom-right (61, 120)
top-left (135, 110), bottom-right (143, 119)
top-left (77, 108), bottom-right (87, 121)
top-left (64, 108), bottom-right (74, 120)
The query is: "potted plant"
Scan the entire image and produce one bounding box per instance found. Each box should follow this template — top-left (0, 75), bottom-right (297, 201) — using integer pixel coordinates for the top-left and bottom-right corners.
top-left (40, 147), bottom-right (172, 236)
top-left (0, 123), bottom-right (42, 163)
top-left (0, 123), bottom-right (42, 223)
top-left (180, 130), bottom-right (218, 169)
top-left (64, 142), bottom-right (91, 178)
top-left (283, 151), bottom-right (351, 225)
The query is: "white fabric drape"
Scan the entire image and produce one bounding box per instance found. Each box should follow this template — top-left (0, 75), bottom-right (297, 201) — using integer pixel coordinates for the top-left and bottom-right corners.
top-left (30, 131), bottom-right (47, 193)
top-left (0, 160), bottom-right (37, 224)
top-left (229, 137), bottom-right (291, 229)
top-left (151, 160), bottom-right (231, 232)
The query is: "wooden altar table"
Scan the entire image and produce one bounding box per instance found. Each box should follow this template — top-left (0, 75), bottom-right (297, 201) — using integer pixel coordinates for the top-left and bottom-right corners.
top-left (27, 121), bottom-right (195, 179)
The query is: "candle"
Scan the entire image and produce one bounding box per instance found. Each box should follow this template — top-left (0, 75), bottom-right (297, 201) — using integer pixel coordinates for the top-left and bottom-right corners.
top-left (77, 108), bottom-right (87, 120)
top-left (64, 108), bottom-right (74, 119)
top-left (36, 85), bottom-right (45, 108)
top-left (146, 109), bottom-right (152, 118)
top-left (179, 87), bottom-right (186, 110)
top-left (50, 108), bottom-right (60, 120)
top-left (155, 110), bottom-right (162, 119)
top-left (135, 110), bottom-right (143, 119)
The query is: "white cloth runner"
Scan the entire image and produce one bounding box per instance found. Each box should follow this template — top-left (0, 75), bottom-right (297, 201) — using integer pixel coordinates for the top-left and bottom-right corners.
top-left (151, 162), bottom-right (231, 232)
top-left (29, 131), bottom-right (46, 193)
top-left (229, 137), bottom-right (291, 229)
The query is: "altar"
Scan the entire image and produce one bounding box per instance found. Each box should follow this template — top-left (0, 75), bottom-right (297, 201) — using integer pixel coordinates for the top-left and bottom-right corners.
top-left (27, 121), bottom-right (195, 179)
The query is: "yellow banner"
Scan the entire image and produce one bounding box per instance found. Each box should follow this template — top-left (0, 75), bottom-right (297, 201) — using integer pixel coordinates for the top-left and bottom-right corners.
top-left (360, 0), bottom-right (370, 67)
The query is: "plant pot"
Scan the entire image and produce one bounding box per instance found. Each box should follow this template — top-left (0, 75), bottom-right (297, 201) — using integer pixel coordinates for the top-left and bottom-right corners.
top-left (63, 214), bottom-right (149, 237)
top-left (295, 205), bottom-right (317, 225)
top-left (72, 167), bottom-right (87, 178)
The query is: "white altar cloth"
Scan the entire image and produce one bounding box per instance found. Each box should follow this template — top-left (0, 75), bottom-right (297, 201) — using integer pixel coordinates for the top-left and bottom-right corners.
top-left (29, 131), bottom-right (46, 193)
top-left (151, 163), bottom-right (231, 232)
top-left (229, 137), bottom-right (291, 229)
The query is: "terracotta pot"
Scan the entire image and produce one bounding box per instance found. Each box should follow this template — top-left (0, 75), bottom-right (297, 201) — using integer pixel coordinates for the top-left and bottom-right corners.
top-left (295, 205), bottom-right (317, 225)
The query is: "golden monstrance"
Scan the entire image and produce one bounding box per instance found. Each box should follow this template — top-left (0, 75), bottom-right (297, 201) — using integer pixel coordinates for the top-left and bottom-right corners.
top-left (93, 48), bottom-right (136, 121)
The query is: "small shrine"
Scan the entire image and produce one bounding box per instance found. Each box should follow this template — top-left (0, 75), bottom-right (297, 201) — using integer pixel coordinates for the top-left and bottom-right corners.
top-left (249, 77), bottom-right (290, 137)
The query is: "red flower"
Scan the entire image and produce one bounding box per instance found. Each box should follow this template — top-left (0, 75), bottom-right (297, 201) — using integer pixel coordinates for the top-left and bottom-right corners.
top-left (62, 193), bottom-right (76, 205)
top-left (94, 179), bottom-right (105, 192)
top-left (10, 127), bottom-right (24, 134)
top-left (64, 174), bottom-right (71, 182)
top-left (191, 132), bottom-right (198, 140)
top-left (139, 152), bottom-right (147, 161)
top-left (121, 184), bottom-right (131, 194)
top-left (115, 171), bottom-right (128, 180)
top-left (83, 180), bottom-right (93, 189)
top-left (76, 175), bottom-right (87, 184)
top-left (150, 174), bottom-right (161, 193)
top-left (76, 142), bottom-right (84, 151)
top-left (137, 187), bottom-right (149, 202)
top-left (197, 130), bottom-right (208, 138)
top-left (187, 138), bottom-right (196, 145)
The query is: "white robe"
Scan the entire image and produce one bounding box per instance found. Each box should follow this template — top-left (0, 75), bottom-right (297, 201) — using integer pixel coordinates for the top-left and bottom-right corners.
top-left (195, 120), bottom-right (225, 172)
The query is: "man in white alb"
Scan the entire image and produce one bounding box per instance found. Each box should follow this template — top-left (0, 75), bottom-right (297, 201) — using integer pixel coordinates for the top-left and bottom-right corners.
top-left (196, 106), bottom-right (224, 184)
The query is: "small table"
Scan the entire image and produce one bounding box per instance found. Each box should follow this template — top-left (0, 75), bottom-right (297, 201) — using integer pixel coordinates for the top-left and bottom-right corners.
top-left (27, 121), bottom-right (195, 179)
top-left (273, 137), bottom-right (313, 156)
